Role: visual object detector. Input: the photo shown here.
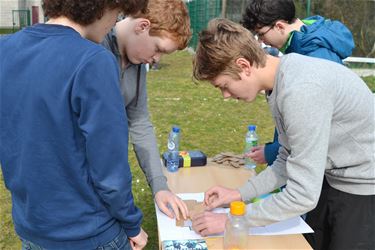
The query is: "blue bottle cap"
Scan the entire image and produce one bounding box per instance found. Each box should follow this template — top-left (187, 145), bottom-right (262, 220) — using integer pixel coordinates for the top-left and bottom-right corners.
top-left (248, 125), bottom-right (256, 131)
top-left (172, 126), bottom-right (180, 133)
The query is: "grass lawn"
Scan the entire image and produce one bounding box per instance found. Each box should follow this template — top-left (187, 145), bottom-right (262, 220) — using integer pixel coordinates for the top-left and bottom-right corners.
top-left (0, 28), bottom-right (18, 34)
top-left (0, 51), bottom-right (374, 249)
top-left (362, 75), bottom-right (375, 92)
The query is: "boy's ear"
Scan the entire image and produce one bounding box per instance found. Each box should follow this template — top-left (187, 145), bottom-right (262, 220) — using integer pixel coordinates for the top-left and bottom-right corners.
top-left (274, 20), bottom-right (288, 34)
top-left (134, 18), bottom-right (151, 34)
top-left (235, 58), bottom-right (252, 76)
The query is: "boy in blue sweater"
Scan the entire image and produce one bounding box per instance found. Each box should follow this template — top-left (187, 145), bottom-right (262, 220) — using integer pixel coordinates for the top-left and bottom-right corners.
top-left (241, 0), bottom-right (354, 166)
top-left (0, 0), bottom-right (148, 249)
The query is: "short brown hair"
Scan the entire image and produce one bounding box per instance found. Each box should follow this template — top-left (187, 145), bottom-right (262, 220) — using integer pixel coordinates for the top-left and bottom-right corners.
top-left (132, 0), bottom-right (192, 50)
top-left (43, 0), bottom-right (148, 25)
top-left (193, 18), bottom-right (266, 82)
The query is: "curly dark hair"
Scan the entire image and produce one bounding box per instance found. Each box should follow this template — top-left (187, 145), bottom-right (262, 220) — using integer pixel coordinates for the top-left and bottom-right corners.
top-left (241, 0), bottom-right (296, 31)
top-left (42, 0), bottom-right (148, 25)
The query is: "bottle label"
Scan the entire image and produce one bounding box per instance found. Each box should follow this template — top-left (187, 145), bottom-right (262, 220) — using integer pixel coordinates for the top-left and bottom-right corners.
top-left (251, 140), bottom-right (258, 147)
top-left (180, 151), bottom-right (191, 168)
top-left (246, 138), bottom-right (258, 146)
top-left (167, 141), bottom-right (175, 151)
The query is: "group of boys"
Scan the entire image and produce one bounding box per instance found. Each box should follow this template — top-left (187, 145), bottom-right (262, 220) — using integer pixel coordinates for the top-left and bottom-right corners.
top-left (0, 0), bottom-right (373, 249)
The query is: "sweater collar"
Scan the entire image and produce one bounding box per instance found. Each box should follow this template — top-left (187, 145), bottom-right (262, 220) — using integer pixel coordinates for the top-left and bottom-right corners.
top-left (279, 19), bottom-right (317, 53)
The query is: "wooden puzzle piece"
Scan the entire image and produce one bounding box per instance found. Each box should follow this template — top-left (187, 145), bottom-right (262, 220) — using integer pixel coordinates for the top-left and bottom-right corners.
top-left (175, 200), bottom-right (206, 227)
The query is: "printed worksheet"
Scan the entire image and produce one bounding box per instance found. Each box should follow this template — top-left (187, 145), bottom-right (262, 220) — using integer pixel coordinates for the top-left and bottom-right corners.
top-left (156, 193), bottom-right (314, 242)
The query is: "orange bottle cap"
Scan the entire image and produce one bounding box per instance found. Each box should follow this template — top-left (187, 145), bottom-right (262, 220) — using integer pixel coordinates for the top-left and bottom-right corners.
top-left (230, 201), bottom-right (246, 216)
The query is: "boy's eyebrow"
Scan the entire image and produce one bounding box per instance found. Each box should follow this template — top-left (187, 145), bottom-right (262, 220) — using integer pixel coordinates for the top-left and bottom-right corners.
top-left (157, 44), bottom-right (168, 53)
top-left (211, 80), bottom-right (220, 87)
top-left (159, 48), bottom-right (171, 54)
top-left (158, 47), bottom-right (166, 53)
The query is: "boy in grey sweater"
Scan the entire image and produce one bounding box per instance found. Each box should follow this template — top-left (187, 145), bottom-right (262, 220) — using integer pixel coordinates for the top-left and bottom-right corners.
top-left (191, 18), bottom-right (374, 250)
top-left (102, 0), bottom-right (192, 220)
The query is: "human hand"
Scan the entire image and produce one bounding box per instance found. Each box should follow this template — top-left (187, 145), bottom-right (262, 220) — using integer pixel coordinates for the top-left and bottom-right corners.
top-left (247, 145), bottom-right (266, 164)
top-left (155, 190), bottom-right (189, 220)
top-left (129, 228), bottom-right (148, 250)
top-left (204, 186), bottom-right (241, 210)
top-left (191, 211), bottom-right (228, 236)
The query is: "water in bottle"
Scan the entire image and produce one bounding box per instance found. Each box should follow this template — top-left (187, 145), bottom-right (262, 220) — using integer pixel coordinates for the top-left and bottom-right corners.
top-left (223, 201), bottom-right (248, 250)
top-left (167, 126), bottom-right (180, 172)
top-left (244, 125), bottom-right (258, 170)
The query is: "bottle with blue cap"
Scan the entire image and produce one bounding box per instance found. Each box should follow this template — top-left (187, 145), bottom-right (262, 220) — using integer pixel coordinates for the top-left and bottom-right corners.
top-left (167, 126), bottom-right (180, 172)
top-left (244, 125), bottom-right (258, 170)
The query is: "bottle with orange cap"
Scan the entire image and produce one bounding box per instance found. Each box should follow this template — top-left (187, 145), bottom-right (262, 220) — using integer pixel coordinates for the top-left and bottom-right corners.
top-left (223, 201), bottom-right (248, 250)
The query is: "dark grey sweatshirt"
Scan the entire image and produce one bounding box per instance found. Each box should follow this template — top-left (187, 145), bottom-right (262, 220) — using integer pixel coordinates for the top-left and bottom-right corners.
top-left (102, 29), bottom-right (168, 195)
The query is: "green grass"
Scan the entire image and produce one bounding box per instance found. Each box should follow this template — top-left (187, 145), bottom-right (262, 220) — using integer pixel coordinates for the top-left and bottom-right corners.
top-left (0, 28), bottom-right (18, 34)
top-left (362, 75), bottom-right (375, 92)
top-left (0, 51), bottom-right (373, 249)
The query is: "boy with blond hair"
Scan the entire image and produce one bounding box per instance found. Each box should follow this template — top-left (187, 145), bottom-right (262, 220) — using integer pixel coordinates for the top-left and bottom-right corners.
top-left (242, 0), bottom-right (354, 167)
top-left (102, 0), bottom-right (192, 220)
top-left (191, 18), bottom-right (374, 250)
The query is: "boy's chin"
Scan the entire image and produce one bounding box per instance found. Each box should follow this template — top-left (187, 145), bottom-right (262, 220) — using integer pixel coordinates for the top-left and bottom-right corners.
top-left (234, 97), bottom-right (250, 102)
top-left (244, 96), bottom-right (258, 102)
top-left (127, 55), bottom-right (142, 65)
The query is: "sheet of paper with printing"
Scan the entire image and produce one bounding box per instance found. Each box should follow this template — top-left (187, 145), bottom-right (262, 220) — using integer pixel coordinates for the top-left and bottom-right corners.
top-left (156, 193), bottom-right (314, 242)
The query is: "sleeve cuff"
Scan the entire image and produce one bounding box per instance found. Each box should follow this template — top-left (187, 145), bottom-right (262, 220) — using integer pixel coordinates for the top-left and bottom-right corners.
top-left (149, 176), bottom-right (169, 196)
top-left (238, 180), bottom-right (258, 202)
top-left (124, 226), bottom-right (141, 238)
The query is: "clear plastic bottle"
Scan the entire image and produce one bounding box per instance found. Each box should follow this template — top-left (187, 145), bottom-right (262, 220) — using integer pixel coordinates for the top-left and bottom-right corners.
top-left (167, 126), bottom-right (180, 172)
top-left (244, 125), bottom-right (258, 170)
top-left (224, 201), bottom-right (248, 250)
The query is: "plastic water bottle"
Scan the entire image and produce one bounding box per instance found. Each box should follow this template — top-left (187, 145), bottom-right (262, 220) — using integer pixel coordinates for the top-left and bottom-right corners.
top-left (244, 125), bottom-right (258, 170)
top-left (167, 126), bottom-right (180, 172)
top-left (224, 201), bottom-right (248, 250)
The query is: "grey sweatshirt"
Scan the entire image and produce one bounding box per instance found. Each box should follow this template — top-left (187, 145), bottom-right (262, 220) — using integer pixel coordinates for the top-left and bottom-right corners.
top-left (102, 29), bottom-right (168, 195)
top-left (239, 53), bottom-right (375, 227)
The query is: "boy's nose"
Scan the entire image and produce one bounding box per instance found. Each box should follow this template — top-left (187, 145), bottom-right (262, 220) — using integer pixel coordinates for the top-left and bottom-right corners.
top-left (221, 89), bottom-right (231, 99)
top-left (258, 37), bottom-right (266, 44)
top-left (153, 54), bottom-right (161, 63)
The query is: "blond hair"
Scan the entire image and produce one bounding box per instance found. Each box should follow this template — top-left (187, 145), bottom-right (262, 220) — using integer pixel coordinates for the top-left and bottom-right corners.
top-left (132, 0), bottom-right (192, 49)
top-left (193, 18), bottom-right (266, 81)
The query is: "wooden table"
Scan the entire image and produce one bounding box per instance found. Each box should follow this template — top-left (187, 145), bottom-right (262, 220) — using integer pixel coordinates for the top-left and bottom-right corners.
top-left (160, 160), bottom-right (312, 250)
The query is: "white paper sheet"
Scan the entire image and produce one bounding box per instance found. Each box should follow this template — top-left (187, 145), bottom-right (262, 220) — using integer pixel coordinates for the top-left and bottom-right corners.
top-left (156, 193), bottom-right (314, 241)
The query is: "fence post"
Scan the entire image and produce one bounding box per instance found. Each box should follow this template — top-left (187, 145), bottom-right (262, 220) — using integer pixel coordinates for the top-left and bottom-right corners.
top-left (306, 0), bottom-right (311, 16)
top-left (221, 0), bottom-right (227, 18)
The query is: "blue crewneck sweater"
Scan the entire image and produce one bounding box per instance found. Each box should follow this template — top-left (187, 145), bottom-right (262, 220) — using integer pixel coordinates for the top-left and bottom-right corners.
top-left (0, 24), bottom-right (142, 249)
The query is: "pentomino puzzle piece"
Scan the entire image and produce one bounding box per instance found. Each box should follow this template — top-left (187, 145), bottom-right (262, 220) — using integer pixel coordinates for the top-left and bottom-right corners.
top-left (175, 200), bottom-right (206, 227)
